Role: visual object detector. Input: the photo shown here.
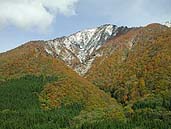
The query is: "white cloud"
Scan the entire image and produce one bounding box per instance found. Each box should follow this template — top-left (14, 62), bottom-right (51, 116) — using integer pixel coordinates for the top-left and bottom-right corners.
top-left (0, 0), bottom-right (79, 31)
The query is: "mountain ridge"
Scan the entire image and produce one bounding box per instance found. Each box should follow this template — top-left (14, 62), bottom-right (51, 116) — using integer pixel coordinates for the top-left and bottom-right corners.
top-left (1, 23), bottom-right (169, 76)
top-left (44, 24), bottom-right (131, 75)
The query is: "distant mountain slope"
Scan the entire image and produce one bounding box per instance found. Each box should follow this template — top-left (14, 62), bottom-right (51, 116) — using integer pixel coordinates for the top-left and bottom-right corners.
top-left (85, 23), bottom-right (171, 104)
top-left (44, 24), bottom-right (130, 75)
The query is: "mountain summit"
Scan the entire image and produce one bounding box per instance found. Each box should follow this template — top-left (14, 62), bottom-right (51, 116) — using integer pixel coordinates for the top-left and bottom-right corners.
top-left (44, 24), bottom-right (130, 75)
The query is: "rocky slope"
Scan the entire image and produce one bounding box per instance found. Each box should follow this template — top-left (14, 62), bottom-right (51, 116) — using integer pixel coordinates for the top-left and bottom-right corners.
top-left (44, 24), bottom-right (130, 75)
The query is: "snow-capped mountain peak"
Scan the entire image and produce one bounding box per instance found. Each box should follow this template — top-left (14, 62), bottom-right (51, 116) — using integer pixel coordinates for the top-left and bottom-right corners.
top-left (44, 24), bottom-right (130, 75)
top-left (163, 21), bottom-right (171, 27)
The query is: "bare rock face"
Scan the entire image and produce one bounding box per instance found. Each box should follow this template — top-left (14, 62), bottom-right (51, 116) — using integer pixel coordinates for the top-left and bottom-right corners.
top-left (44, 24), bottom-right (130, 75)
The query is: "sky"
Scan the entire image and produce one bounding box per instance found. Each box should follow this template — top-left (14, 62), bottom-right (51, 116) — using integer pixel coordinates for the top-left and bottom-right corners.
top-left (0, 0), bottom-right (171, 53)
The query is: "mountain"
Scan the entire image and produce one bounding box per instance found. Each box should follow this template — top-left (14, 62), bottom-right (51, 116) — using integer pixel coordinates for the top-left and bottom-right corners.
top-left (0, 23), bottom-right (171, 129)
top-left (0, 24), bottom-right (131, 77)
top-left (44, 24), bottom-right (130, 75)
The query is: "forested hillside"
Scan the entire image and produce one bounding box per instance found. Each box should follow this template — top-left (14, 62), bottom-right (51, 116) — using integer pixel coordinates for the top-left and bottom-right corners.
top-left (0, 42), bottom-right (124, 129)
top-left (85, 24), bottom-right (171, 128)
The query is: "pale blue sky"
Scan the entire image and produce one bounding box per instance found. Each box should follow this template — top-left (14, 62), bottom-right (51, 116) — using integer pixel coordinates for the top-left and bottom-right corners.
top-left (0, 0), bottom-right (171, 53)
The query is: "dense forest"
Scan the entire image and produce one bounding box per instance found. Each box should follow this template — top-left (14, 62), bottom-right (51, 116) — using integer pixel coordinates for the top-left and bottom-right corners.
top-left (0, 75), bottom-right (170, 129)
top-left (0, 75), bottom-right (83, 129)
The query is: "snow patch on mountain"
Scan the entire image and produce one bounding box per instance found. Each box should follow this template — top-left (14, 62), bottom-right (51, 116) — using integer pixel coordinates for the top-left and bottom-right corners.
top-left (44, 24), bottom-right (129, 75)
top-left (163, 21), bottom-right (171, 27)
